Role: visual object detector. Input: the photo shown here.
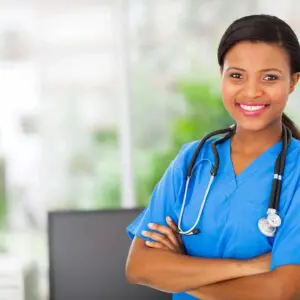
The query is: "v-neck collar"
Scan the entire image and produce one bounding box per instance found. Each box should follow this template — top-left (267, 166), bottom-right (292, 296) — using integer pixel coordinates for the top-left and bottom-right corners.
top-left (224, 137), bottom-right (283, 187)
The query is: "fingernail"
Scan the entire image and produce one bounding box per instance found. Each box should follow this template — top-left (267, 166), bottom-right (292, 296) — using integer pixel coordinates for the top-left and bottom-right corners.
top-left (148, 223), bottom-right (154, 228)
top-left (142, 230), bottom-right (147, 236)
top-left (166, 216), bottom-right (171, 221)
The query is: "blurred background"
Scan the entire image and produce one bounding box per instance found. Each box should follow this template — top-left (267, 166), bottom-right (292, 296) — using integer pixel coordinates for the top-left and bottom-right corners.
top-left (0, 0), bottom-right (299, 299)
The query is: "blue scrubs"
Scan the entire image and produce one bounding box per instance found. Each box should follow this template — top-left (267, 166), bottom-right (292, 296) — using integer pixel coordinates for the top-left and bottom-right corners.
top-left (127, 137), bottom-right (300, 299)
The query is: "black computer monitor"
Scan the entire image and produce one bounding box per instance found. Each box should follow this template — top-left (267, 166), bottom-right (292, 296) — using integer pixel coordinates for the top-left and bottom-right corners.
top-left (48, 208), bottom-right (170, 300)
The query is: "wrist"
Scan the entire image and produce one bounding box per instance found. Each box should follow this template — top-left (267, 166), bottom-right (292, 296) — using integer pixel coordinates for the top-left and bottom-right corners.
top-left (241, 257), bottom-right (268, 277)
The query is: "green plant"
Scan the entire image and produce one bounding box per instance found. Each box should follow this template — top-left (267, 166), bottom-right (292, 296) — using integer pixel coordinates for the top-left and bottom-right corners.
top-left (94, 80), bottom-right (232, 209)
top-left (136, 81), bottom-right (232, 206)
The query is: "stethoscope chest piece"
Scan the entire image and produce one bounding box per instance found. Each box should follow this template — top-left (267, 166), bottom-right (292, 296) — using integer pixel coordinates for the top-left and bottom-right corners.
top-left (266, 208), bottom-right (282, 227)
top-left (258, 218), bottom-right (276, 237)
top-left (258, 208), bottom-right (282, 237)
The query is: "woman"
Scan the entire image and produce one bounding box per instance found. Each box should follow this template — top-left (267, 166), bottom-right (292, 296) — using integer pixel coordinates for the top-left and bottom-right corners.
top-left (125, 14), bottom-right (300, 299)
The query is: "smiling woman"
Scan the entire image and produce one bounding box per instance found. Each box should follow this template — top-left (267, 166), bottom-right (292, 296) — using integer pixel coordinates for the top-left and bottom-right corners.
top-left (221, 41), bottom-right (298, 132)
top-left (218, 15), bottom-right (300, 140)
top-left (125, 14), bottom-right (300, 300)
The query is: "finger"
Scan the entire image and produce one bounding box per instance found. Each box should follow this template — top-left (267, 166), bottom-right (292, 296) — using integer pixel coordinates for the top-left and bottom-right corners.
top-left (166, 216), bottom-right (178, 232)
top-left (148, 223), bottom-right (178, 246)
top-left (145, 241), bottom-right (168, 250)
top-left (142, 230), bottom-right (176, 250)
top-left (165, 217), bottom-right (184, 244)
top-left (178, 234), bottom-right (183, 244)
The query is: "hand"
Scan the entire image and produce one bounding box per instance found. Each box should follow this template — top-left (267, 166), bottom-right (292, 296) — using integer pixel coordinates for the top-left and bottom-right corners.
top-left (247, 252), bottom-right (272, 275)
top-left (141, 216), bottom-right (186, 255)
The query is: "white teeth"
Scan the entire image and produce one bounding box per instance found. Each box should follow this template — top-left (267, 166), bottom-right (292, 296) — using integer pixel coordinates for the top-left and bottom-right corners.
top-left (240, 104), bottom-right (266, 111)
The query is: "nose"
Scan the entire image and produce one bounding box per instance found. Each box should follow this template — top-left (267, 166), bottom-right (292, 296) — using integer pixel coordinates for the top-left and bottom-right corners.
top-left (242, 79), bottom-right (263, 99)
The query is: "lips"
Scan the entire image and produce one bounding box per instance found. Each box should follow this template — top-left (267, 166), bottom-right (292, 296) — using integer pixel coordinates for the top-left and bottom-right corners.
top-left (236, 103), bottom-right (270, 117)
top-left (240, 104), bottom-right (267, 111)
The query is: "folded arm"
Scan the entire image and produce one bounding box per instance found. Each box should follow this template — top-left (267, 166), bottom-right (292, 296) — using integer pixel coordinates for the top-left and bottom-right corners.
top-left (125, 236), bottom-right (267, 293)
top-left (188, 265), bottom-right (300, 300)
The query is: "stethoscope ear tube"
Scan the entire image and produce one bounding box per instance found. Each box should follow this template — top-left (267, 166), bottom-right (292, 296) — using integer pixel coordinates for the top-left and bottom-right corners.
top-left (187, 126), bottom-right (236, 178)
top-left (211, 128), bottom-right (236, 176)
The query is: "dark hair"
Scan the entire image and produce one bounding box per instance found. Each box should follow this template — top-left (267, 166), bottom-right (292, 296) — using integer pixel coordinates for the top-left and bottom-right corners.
top-left (218, 14), bottom-right (300, 140)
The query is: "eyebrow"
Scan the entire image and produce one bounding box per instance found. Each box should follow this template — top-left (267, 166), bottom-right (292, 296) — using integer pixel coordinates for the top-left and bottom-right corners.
top-left (226, 67), bottom-right (283, 73)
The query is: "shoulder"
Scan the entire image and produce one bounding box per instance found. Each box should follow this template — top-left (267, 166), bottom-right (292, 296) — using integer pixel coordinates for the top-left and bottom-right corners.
top-left (287, 138), bottom-right (300, 177)
top-left (285, 138), bottom-right (300, 208)
top-left (284, 138), bottom-right (300, 170)
top-left (290, 137), bottom-right (300, 153)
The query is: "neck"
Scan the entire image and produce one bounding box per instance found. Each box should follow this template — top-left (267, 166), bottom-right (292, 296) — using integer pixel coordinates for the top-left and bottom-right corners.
top-left (231, 120), bottom-right (283, 156)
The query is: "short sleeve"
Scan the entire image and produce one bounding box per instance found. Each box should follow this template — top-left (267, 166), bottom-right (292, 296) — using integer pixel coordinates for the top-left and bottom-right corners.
top-left (126, 147), bottom-right (186, 242)
top-left (271, 187), bottom-right (300, 270)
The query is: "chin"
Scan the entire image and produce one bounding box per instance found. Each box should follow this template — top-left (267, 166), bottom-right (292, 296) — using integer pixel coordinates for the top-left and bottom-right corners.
top-left (235, 119), bottom-right (271, 133)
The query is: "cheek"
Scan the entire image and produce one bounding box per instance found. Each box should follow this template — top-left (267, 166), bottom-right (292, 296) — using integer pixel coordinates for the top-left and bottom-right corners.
top-left (266, 84), bottom-right (290, 107)
top-left (221, 81), bottom-right (239, 108)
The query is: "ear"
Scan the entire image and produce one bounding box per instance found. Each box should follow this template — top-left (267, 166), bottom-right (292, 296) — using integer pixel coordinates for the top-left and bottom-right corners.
top-left (289, 72), bottom-right (300, 93)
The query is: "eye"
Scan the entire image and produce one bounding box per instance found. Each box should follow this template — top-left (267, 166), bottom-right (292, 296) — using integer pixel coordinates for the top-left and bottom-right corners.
top-left (264, 74), bottom-right (279, 81)
top-left (230, 72), bottom-right (243, 79)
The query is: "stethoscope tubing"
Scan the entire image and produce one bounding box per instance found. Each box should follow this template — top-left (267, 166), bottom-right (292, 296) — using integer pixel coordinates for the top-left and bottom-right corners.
top-left (177, 124), bottom-right (291, 237)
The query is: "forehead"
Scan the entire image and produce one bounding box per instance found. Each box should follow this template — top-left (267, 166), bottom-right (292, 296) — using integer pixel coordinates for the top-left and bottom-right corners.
top-left (223, 41), bottom-right (290, 71)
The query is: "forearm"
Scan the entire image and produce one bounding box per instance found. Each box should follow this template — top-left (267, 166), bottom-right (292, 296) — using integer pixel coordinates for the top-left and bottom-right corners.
top-left (127, 241), bottom-right (258, 293)
top-left (188, 271), bottom-right (282, 300)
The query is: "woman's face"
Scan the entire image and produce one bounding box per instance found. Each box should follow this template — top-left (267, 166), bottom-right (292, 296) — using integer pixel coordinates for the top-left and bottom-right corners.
top-left (221, 41), bottom-right (298, 132)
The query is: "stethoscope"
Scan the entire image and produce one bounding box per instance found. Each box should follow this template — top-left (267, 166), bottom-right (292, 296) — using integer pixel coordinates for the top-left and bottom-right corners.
top-left (176, 124), bottom-right (292, 237)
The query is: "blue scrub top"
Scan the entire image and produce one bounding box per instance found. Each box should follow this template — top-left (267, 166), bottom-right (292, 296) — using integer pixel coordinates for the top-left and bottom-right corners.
top-left (126, 136), bottom-right (300, 299)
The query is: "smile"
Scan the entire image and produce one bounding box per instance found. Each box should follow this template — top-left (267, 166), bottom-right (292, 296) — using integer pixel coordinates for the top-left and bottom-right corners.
top-left (236, 103), bottom-right (270, 116)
